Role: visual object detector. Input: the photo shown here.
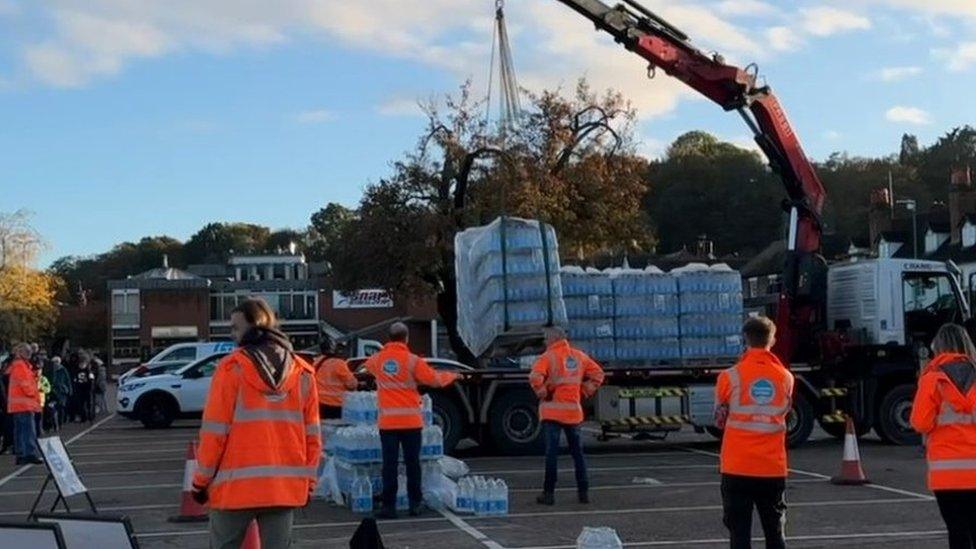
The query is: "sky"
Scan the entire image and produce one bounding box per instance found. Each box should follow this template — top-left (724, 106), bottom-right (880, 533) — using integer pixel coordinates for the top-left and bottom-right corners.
top-left (0, 0), bottom-right (974, 266)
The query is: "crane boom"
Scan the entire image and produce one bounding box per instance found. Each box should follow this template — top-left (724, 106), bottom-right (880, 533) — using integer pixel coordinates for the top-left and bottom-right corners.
top-left (555, 0), bottom-right (828, 364)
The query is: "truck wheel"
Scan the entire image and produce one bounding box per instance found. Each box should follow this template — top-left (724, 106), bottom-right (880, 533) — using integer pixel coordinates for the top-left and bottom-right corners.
top-left (876, 384), bottom-right (920, 445)
top-left (137, 393), bottom-right (177, 429)
top-left (786, 393), bottom-right (814, 448)
top-left (488, 389), bottom-right (545, 455)
top-left (819, 418), bottom-right (870, 440)
top-left (430, 393), bottom-right (464, 455)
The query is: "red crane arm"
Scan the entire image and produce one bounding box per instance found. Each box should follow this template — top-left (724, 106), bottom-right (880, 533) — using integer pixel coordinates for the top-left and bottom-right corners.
top-left (554, 0), bottom-right (827, 363)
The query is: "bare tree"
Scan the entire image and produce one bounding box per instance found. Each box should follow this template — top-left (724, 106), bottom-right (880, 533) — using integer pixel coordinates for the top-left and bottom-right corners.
top-left (0, 209), bottom-right (46, 268)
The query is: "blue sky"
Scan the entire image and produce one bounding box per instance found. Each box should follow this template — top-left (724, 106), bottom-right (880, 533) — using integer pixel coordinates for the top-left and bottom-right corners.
top-left (1, 0), bottom-right (974, 266)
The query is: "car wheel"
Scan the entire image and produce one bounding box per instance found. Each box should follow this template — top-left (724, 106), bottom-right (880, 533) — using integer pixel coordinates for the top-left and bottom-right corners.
top-left (138, 394), bottom-right (177, 429)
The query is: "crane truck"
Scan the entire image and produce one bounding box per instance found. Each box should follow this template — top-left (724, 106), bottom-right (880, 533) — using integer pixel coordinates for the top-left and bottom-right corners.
top-left (360, 0), bottom-right (974, 455)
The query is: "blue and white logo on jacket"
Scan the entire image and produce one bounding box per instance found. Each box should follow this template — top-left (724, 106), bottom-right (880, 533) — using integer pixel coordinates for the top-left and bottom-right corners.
top-left (750, 379), bottom-right (775, 404)
top-left (565, 356), bottom-right (578, 371)
top-left (382, 360), bottom-right (399, 376)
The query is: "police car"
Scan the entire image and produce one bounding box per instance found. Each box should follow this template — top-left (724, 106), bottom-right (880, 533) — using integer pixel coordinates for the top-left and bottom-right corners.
top-left (117, 349), bottom-right (318, 428)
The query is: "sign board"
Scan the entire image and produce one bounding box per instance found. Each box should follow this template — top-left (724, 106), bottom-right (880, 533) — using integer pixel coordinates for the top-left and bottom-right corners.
top-left (151, 326), bottom-right (199, 338)
top-left (38, 437), bottom-right (87, 498)
top-left (0, 522), bottom-right (66, 549)
top-left (35, 514), bottom-right (139, 549)
top-left (332, 290), bottom-right (394, 309)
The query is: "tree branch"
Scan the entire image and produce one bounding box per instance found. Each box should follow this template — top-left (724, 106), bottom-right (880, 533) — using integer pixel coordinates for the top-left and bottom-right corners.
top-left (453, 147), bottom-right (505, 210)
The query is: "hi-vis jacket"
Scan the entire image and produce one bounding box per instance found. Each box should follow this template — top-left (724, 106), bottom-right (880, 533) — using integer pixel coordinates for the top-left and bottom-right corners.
top-left (364, 342), bottom-right (458, 430)
top-left (6, 358), bottom-right (41, 414)
top-left (715, 348), bottom-right (794, 477)
top-left (529, 339), bottom-right (605, 425)
top-left (911, 352), bottom-right (976, 490)
top-left (315, 357), bottom-right (357, 407)
top-left (192, 350), bottom-right (321, 510)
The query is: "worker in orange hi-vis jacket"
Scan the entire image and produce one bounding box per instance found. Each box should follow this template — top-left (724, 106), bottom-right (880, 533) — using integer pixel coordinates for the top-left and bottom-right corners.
top-left (911, 323), bottom-right (976, 548)
top-left (6, 343), bottom-right (43, 465)
top-left (365, 322), bottom-right (459, 520)
top-left (314, 335), bottom-right (358, 420)
top-left (191, 298), bottom-right (321, 549)
top-left (529, 326), bottom-right (605, 506)
top-left (714, 316), bottom-right (794, 549)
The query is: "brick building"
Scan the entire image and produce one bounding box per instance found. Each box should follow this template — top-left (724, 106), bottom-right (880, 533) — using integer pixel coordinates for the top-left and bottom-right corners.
top-left (108, 253), bottom-right (440, 371)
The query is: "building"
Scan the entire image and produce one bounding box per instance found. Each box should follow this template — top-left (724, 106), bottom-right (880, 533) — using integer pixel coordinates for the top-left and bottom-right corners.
top-left (108, 253), bottom-right (440, 371)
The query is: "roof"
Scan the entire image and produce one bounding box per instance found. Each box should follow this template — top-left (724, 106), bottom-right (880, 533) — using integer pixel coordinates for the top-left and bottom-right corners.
top-left (186, 263), bottom-right (231, 278)
top-left (130, 267), bottom-right (200, 281)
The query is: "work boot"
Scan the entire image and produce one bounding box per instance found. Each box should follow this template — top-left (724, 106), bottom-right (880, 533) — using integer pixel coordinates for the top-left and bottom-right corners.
top-left (578, 491), bottom-right (590, 504)
top-left (535, 492), bottom-right (555, 506)
top-left (375, 507), bottom-right (397, 520)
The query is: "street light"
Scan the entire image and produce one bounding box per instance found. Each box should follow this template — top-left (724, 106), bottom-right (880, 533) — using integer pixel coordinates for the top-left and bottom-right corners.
top-left (896, 199), bottom-right (918, 259)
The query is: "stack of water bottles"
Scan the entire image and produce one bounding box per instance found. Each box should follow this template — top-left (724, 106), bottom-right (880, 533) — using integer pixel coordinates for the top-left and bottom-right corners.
top-left (611, 266), bottom-right (681, 362)
top-left (455, 217), bottom-right (568, 357)
top-left (452, 475), bottom-right (509, 516)
top-left (341, 391), bottom-right (379, 424)
top-left (560, 266), bottom-right (615, 362)
top-left (674, 263), bottom-right (744, 359)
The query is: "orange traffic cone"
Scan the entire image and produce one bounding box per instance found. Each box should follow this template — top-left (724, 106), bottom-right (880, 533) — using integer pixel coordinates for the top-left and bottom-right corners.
top-left (241, 519), bottom-right (260, 549)
top-left (831, 417), bottom-right (870, 485)
top-left (168, 441), bottom-right (209, 522)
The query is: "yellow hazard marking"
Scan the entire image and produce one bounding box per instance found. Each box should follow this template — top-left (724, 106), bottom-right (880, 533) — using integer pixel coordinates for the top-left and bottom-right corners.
top-left (820, 411), bottom-right (847, 423)
top-left (602, 415), bottom-right (690, 428)
top-left (819, 388), bottom-right (848, 397)
top-left (618, 387), bottom-right (688, 399)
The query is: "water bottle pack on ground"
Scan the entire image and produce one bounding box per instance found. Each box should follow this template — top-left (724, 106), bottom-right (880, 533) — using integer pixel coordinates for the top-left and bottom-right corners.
top-left (454, 475), bottom-right (508, 516)
top-left (456, 217), bottom-right (567, 357)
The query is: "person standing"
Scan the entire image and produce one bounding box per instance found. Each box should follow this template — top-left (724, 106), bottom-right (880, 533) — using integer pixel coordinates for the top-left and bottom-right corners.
top-left (92, 356), bottom-right (108, 415)
top-left (529, 327), bottom-right (605, 506)
top-left (70, 352), bottom-right (94, 423)
top-left (191, 298), bottom-right (321, 549)
top-left (715, 317), bottom-right (794, 549)
top-left (0, 353), bottom-right (12, 454)
top-left (911, 324), bottom-right (976, 549)
top-left (365, 322), bottom-right (459, 519)
top-left (49, 356), bottom-right (72, 429)
top-left (314, 336), bottom-right (358, 419)
top-left (6, 343), bottom-right (43, 465)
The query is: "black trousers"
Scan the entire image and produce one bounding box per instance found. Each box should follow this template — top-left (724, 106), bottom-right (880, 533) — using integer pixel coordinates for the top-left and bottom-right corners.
top-left (319, 404), bottom-right (342, 420)
top-left (721, 474), bottom-right (786, 549)
top-left (935, 490), bottom-right (976, 549)
top-left (379, 429), bottom-right (422, 511)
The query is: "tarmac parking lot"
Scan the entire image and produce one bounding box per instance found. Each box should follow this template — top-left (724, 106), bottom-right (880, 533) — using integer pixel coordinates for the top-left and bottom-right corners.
top-left (0, 413), bottom-right (949, 548)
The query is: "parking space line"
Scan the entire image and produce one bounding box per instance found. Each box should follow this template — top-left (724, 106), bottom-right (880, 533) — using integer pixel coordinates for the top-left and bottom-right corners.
top-left (74, 457), bottom-right (187, 466)
top-left (513, 529), bottom-right (948, 548)
top-left (67, 448), bottom-right (186, 457)
top-left (0, 483), bottom-right (181, 497)
top-left (678, 446), bottom-right (935, 501)
top-left (18, 469), bottom-right (182, 480)
top-left (0, 413), bottom-right (116, 489)
top-left (508, 478), bottom-right (827, 493)
top-left (0, 503), bottom-right (174, 517)
top-left (439, 508), bottom-right (506, 549)
top-left (474, 465), bottom-right (716, 475)
top-left (463, 450), bottom-right (692, 462)
top-left (68, 441), bottom-right (191, 450)
top-left (136, 517), bottom-right (450, 538)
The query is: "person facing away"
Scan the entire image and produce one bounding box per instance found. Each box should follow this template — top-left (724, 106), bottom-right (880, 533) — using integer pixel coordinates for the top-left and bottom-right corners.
top-left (364, 322), bottom-right (459, 520)
top-left (192, 298), bottom-right (321, 549)
top-left (49, 356), bottom-right (72, 426)
top-left (314, 335), bottom-right (357, 420)
top-left (910, 323), bottom-right (976, 549)
top-left (92, 356), bottom-right (108, 414)
top-left (714, 316), bottom-right (794, 549)
top-left (529, 326), bottom-right (605, 506)
top-left (5, 343), bottom-right (43, 464)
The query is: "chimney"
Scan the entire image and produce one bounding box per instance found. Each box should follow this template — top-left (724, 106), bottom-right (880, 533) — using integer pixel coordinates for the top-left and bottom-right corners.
top-left (868, 187), bottom-right (893, 249)
top-left (949, 166), bottom-right (974, 245)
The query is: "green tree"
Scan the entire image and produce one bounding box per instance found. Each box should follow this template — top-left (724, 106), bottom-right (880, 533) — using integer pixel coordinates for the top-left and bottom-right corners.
top-left (183, 222), bottom-right (271, 264)
top-left (917, 126), bottom-right (976, 198)
top-left (307, 203), bottom-right (357, 264)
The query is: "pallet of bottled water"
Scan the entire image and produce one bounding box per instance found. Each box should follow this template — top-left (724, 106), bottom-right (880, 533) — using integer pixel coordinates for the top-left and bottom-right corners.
top-left (333, 424), bottom-right (445, 464)
top-left (341, 391), bottom-right (379, 424)
top-left (456, 217), bottom-right (567, 357)
top-left (673, 263), bottom-right (744, 361)
top-left (451, 476), bottom-right (509, 516)
top-left (561, 267), bottom-right (615, 362)
top-left (611, 267), bottom-right (681, 362)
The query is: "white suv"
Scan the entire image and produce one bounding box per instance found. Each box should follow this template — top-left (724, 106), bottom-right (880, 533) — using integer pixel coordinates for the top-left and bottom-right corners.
top-left (117, 353), bottom-right (226, 428)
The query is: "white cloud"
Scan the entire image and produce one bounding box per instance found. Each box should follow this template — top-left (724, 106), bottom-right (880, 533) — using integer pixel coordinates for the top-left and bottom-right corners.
top-left (823, 130), bottom-right (842, 140)
top-left (717, 0), bottom-right (778, 18)
top-left (885, 106), bottom-right (932, 125)
top-left (871, 65), bottom-right (923, 81)
top-left (765, 26), bottom-right (802, 52)
top-left (799, 7), bottom-right (872, 37)
top-left (933, 42), bottom-right (976, 71)
top-left (875, 0), bottom-right (976, 21)
top-left (376, 98), bottom-right (423, 117)
top-left (295, 109), bottom-right (335, 124)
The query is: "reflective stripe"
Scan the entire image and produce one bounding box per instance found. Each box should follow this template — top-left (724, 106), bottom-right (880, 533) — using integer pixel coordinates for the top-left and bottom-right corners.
top-left (301, 372), bottom-right (312, 400)
top-left (727, 368), bottom-right (742, 411)
top-left (9, 397), bottom-right (39, 405)
top-left (929, 459), bottom-right (976, 471)
top-left (196, 465), bottom-right (215, 477)
top-left (528, 372), bottom-right (544, 381)
top-left (212, 465), bottom-right (317, 485)
top-left (407, 355), bottom-right (417, 376)
top-left (726, 419), bottom-right (785, 433)
top-left (200, 421), bottom-right (230, 435)
top-left (736, 404), bottom-right (790, 415)
top-left (379, 407), bottom-right (421, 416)
top-left (234, 407), bottom-right (304, 422)
top-left (938, 404), bottom-right (976, 426)
top-left (540, 401), bottom-right (580, 411)
top-left (376, 380), bottom-right (418, 390)
top-left (550, 375), bottom-right (583, 386)
top-left (306, 423), bottom-right (320, 436)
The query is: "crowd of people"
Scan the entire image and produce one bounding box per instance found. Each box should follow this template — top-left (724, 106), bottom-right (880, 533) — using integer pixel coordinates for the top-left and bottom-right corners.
top-left (0, 342), bottom-right (110, 463)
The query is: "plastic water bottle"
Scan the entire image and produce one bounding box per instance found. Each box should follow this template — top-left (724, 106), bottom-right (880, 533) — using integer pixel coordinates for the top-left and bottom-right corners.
top-left (422, 394), bottom-right (433, 426)
top-left (371, 427), bottom-right (382, 462)
top-left (497, 479), bottom-right (508, 516)
top-left (351, 473), bottom-right (373, 514)
top-left (488, 479), bottom-right (501, 516)
top-left (431, 425), bottom-right (444, 458)
top-left (474, 477), bottom-right (489, 516)
top-left (396, 470), bottom-right (409, 511)
top-left (457, 477), bottom-right (473, 513)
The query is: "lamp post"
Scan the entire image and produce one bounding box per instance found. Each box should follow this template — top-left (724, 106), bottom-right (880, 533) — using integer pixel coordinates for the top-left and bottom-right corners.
top-left (896, 199), bottom-right (918, 258)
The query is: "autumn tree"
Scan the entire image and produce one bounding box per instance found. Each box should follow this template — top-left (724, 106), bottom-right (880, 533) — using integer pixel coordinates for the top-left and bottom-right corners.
top-left (0, 211), bottom-right (60, 346)
top-left (330, 80), bottom-right (652, 361)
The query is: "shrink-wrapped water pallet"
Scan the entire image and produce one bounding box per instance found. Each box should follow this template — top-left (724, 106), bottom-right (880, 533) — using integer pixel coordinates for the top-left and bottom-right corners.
top-left (455, 217), bottom-right (567, 357)
top-left (674, 263), bottom-right (744, 360)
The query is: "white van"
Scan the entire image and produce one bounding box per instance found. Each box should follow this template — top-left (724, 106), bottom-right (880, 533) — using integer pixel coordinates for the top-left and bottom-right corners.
top-left (118, 341), bottom-right (237, 384)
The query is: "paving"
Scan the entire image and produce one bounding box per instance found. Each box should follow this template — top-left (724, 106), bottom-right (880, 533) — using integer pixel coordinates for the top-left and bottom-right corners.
top-left (0, 412), bottom-right (947, 549)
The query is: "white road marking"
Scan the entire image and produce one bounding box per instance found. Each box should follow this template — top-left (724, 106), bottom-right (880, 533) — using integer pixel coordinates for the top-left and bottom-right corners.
top-left (0, 483), bottom-right (181, 497)
top-left (67, 448), bottom-right (186, 457)
top-left (0, 413), bottom-right (116, 489)
top-left (513, 529), bottom-right (948, 548)
top-left (508, 478), bottom-right (826, 493)
top-left (74, 457), bottom-right (187, 466)
top-left (0, 503), bottom-right (174, 517)
top-left (439, 508), bottom-right (506, 549)
top-left (17, 469), bottom-right (182, 480)
top-left (462, 450), bottom-right (691, 461)
top-left (474, 465), bottom-right (716, 475)
top-left (136, 516), bottom-right (450, 538)
top-left (679, 446), bottom-right (935, 501)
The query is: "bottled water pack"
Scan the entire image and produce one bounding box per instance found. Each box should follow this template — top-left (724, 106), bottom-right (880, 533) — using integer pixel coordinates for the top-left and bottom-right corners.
top-left (455, 476), bottom-right (508, 516)
top-left (341, 391), bottom-right (379, 424)
top-left (674, 264), bottom-right (744, 359)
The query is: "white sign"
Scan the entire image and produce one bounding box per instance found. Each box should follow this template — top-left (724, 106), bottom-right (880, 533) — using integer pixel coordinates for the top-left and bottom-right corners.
top-left (332, 290), bottom-right (394, 309)
top-left (151, 326), bottom-right (199, 338)
top-left (38, 437), bottom-right (87, 497)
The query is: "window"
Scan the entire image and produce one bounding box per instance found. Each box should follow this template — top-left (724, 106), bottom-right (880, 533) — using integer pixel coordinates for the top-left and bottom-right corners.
top-left (111, 290), bottom-right (139, 326)
top-left (157, 346), bottom-right (197, 362)
top-left (964, 223), bottom-right (976, 248)
top-left (903, 273), bottom-right (959, 314)
top-left (925, 230), bottom-right (947, 255)
top-left (186, 354), bottom-right (222, 378)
